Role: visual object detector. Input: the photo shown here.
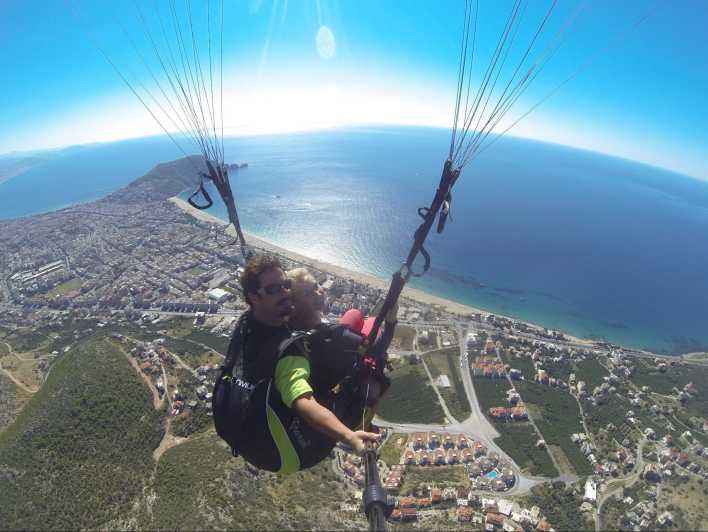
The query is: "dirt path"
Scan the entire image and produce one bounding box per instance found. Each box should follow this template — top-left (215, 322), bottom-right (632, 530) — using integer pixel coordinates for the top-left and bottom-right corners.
top-left (112, 341), bottom-right (188, 462)
top-left (153, 417), bottom-right (187, 462)
top-left (118, 344), bottom-right (164, 410)
top-left (160, 363), bottom-right (172, 411)
top-left (0, 366), bottom-right (38, 394)
top-left (1, 340), bottom-right (40, 362)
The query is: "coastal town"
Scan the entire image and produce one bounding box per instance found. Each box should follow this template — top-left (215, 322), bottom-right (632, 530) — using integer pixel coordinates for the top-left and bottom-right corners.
top-left (1, 163), bottom-right (707, 531)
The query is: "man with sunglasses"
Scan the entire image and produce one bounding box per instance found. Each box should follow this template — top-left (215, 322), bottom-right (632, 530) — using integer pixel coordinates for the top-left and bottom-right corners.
top-left (213, 254), bottom-right (379, 475)
top-left (213, 254), bottom-right (293, 468)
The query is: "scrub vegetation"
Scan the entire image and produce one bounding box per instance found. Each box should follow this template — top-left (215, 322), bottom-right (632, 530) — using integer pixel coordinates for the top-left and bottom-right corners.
top-left (522, 482), bottom-right (593, 531)
top-left (399, 465), bottom-right (469, 496)
top-left (379, 432), bottom-right (408, 466)
top-left (392, 325), bottom-right (416, 351)
top-left (0, 330), bottom-right (365, 531)
top-left (472, 377), bottom-right (513, 411)
top-left (573, 358), bottom-right (609, 390)
top-left (493, 423), bottom-right (559, 477)
top-left (423, 348), bottom-right (470, 421)
top-left (3, 329), bottom-right (48, 352)
top-left (377, 363), bottom-right (445, 424)
top-left (46, 277), bottom-right (82, 297)
top-left (139, 432), bottom-right (364, 530)
top-left (515, 381), bottom-right (592, 476)
top-left (0, 337), bottom-right (163, 530)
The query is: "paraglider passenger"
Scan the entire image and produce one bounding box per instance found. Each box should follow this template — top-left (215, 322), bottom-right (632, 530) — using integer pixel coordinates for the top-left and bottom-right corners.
top-left (286, 267), bottom-right (326, 331)
top-left (264, 266), bottom-right (381, 456)
top-left (284, 267), bottom-right (398, 434)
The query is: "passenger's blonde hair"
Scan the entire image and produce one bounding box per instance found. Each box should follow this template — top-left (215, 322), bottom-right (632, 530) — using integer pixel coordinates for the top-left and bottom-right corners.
top-left (286, 267), bottom-right (317, 294)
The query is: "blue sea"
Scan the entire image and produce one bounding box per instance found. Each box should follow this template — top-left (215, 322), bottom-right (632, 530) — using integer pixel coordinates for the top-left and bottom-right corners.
top-left (2, 126), bottom-right (707, 355)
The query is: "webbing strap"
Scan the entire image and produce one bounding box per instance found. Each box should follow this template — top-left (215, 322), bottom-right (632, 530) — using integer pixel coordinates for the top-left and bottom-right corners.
top-left (276, 331), bottom-right (310, 361)
top-left (366, 159), bottom-right (460, 346)
top-left (187, 174), bottom-right (215, 209)
top-left (222, 313), bottom-right (250, 377)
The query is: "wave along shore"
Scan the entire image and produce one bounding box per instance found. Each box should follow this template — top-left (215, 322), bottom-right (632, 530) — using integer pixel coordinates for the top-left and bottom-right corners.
top-left (170, 197), bottom-right (598, 348)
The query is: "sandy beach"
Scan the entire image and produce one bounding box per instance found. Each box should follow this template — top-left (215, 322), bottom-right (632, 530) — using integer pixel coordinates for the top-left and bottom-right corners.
top-left (170, 196), bottom-right (594, 345)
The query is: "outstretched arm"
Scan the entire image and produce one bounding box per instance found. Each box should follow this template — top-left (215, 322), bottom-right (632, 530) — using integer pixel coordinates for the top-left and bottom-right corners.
top-left (293, 393), bottom-right (380, 454)
top-left (275, 353), bottom-right (380, 454)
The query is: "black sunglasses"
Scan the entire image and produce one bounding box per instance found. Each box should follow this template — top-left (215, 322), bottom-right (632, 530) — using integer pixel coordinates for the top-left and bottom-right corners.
top-left (257, 279), bottom-right (292, 296)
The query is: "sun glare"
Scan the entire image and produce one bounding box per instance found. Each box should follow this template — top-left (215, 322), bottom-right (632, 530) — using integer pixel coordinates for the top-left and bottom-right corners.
top-left (316, 25), bottom-right (336, 60)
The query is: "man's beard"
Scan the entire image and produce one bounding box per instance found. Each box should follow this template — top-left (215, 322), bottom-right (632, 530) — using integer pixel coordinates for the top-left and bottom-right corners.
top-left (276, 297), bottom-right (293, 317)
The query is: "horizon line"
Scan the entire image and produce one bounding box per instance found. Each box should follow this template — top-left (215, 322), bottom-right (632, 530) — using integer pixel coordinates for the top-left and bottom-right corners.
top-left (1, 122), bottom-right (705, 184)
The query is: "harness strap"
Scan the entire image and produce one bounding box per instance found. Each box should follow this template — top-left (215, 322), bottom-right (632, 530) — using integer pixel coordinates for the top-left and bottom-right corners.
top-left (366, 159), bottom-right (460, 346)
top-left (221, 313), bottom-right (250, 376)
top-left (187, 176), bottom-right (215, 209)
top-left (276, 331), bottom-right (311, 361)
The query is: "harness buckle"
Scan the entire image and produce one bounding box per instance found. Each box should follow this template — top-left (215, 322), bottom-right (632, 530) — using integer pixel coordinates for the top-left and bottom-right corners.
top-left (362, 355), bottom-right (378, 372)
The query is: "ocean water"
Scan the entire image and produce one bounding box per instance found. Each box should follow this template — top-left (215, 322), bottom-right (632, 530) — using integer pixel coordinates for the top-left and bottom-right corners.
top-left (2, 126), bottom-right (707, 354)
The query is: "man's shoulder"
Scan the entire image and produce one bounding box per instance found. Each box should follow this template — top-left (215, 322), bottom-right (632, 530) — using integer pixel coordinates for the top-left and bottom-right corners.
top-left (227, 311), bottom-right (289, 357)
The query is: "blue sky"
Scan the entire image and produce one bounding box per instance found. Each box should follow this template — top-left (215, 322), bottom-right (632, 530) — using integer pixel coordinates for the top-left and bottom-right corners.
top-left (0, 0), bottom-right (707, 179)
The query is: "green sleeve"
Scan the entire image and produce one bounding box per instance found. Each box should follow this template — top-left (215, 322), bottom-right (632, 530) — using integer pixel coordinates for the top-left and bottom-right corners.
top-left (274, 356), bottom-right (313, 408)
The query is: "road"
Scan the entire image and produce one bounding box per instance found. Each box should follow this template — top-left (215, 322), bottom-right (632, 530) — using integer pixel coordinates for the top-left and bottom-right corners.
top-left (455, 323), bottom-right (500, 441)
top-left (596, 437), bottom-right (647, 531)
top-left (169, 351), bottom-right (199, 377)
top-left (0, 302), bottom-right (239, 318)
top-left (160, 362), bottom-right (173, 411)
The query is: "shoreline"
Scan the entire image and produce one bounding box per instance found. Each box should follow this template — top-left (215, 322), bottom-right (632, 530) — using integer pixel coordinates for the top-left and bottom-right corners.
top-left (170, 197), bottom-right (597, 348)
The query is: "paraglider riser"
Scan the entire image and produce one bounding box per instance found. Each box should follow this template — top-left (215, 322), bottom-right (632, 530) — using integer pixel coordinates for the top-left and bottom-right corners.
top-left (362, 449), bottom-right (394, 531)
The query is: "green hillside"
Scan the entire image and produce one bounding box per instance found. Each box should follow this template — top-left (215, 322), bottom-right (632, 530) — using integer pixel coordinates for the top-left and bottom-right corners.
top-left (0, 337), bottom-right (164, 530)
top-left (0, 373), bottom-right (19, 431)
top-left (137, 432), bottom-right (364, 530)
top-left (0, 333), bottom-right (368, 530)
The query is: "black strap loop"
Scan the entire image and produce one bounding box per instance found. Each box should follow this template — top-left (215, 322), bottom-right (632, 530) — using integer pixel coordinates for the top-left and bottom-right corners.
top-left (410, 245), bottom-right (431, 277)
top-left (187, 180), bottom-right (214, 210)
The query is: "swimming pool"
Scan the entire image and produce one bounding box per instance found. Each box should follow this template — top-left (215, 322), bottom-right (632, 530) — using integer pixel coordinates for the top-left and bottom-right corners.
top-left (485, 470), bottom-right (498, 480)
